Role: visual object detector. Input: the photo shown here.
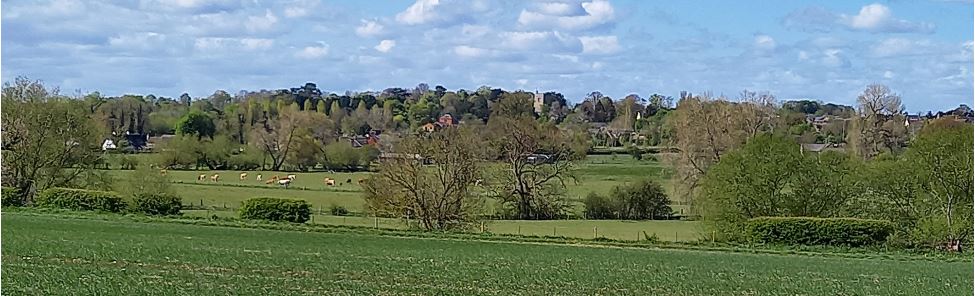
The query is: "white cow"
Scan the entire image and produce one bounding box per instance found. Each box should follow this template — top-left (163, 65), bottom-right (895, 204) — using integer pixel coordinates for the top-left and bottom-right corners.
top-left (287, 174), bottom-right (297, 180)
top-left (278, 178), bottom-right (292, 188)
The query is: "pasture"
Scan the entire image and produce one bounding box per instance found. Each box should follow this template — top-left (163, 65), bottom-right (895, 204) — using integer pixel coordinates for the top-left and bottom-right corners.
top-left (182, 210), bottom-right (702, 242)
top-left (3, 213), bottom-right (970, 295)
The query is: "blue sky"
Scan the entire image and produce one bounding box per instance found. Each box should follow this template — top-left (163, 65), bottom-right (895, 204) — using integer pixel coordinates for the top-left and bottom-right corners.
top-left (2, 0), bottom-right (972, 111)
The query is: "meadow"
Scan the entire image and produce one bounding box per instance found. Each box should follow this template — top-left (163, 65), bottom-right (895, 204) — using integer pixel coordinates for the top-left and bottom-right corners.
top-left (106, 154), bottom-right (695, 241)
top-left (2, 213), bottom-right (970, 295)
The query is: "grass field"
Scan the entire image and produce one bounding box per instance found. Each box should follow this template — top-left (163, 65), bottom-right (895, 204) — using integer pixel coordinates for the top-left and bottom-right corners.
top-left (109, 154), bottom-right (696, 242)
top-left (3, 213), bottom-right (970, 295)
top-left (183, 210), bottom-right (702, 242)
top-left (110, 154), bottom-right (678, 213)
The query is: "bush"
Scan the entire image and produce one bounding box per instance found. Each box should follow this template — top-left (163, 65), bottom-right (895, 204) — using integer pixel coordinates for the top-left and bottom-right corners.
top-left (131, 193), bottom-right (183, 216)
top-left (2, 187), bottom-right (25, 207)
top-left (746, 217), bottom-right (894, 247)
top-left (35, 188), bottom-right (127, 213)
top-left (238, 197), bottom-right (311, 223)
top-left (329, 204), bottom-right (349, 216)
top-left (583, 192), bottom-right (616, 219)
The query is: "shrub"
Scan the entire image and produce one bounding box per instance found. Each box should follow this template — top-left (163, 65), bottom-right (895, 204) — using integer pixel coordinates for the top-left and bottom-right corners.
top-left (329, 204), bottom-right (349, 216)
top-left (2, 187), bottom-right (25, 207)
top-left (613, 179), bottom-right (672, 220)
top-left (131, 193), bottom-right (183, 216)
top-left (35, 188), bottom-right (127, 213)
top-left (746, 217), bottom-right (894, 247)
top-left (238, 197), bottom-right (311, 223)
top-left (583, 192), bottom-right (616, 219)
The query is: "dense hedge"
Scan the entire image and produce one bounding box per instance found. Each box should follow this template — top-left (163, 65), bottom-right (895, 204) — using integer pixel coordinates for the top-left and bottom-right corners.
top-left (2, 187), bottom-right (25, 207)
top-left (35, 188), bottom-right (127, 213)
top-left (746, 217), bottom-right (893, 247)
top-left (132, 193), bottom-right (183, 216)
top-left (238, 197), bottom-right (311, 223)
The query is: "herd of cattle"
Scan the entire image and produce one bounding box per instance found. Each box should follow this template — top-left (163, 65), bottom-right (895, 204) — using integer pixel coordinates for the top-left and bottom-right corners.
top-left (158, 169), bottom-right (362, 187)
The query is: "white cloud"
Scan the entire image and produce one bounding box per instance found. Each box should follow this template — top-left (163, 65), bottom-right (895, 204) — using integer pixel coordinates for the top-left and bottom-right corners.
top-left (536, 2), bottom-right (582, 16)
top-left (109, 32), bottom-right (166, 49)
top-left (797, 50), bottom-right (810, 61)
top-left (579, 35), bottom-right (619, 54)
top-left (500, 31), bottom-right (580, 52)
top-left (295, 43), bottom-right (329, 59)
top-left (284, 7), bottom-right (308, 18)
top-left (753, 35), bottom-right (776, 50)
top-left (396, 0), bottom-right (442, 25)
top-left (375, 40), bottom-right (396, 53)
top-left (821, 49), bottom-right (850, 68)
top-left (356, 19), bottom-right (385, 37)
top-left (785, 4), bottom-right (935, 34)
top-left (194, 37), bottom-right (273, 51)
top-left (518, 0), bottom-right (615, 31)
top-left (871, 38), bottom-right (933, 57)
top-left (453, 45), bottom-right (487, 57)
top-left (838, 4), bottom-right (934, 33)
top-left (883, 71), bottom-right (895, 79)
top-left (245, 10), bottom-right (278, 32)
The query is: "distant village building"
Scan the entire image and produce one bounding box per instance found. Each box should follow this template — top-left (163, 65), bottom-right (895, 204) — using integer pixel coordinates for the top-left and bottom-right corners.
top-left (533, 91), bottom-right (545, 114)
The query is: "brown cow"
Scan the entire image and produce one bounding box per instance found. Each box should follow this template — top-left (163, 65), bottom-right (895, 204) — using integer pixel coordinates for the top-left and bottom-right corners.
top-left (239, 172), bottom-right (248, 181)
top-left (210, 174), bottom-right (220, 182)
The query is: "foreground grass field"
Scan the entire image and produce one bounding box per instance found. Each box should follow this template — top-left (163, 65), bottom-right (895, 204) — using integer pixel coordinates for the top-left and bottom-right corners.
top-left (3, 213), bottom-right (970, 295)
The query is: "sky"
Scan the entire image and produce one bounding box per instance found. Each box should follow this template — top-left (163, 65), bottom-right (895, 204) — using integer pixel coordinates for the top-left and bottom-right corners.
top-left (1, 0), bottom-right (973, 112)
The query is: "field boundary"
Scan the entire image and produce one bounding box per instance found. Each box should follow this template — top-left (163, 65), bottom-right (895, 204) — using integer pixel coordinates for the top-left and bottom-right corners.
top-left (3, 208), bottom-right (969, 262)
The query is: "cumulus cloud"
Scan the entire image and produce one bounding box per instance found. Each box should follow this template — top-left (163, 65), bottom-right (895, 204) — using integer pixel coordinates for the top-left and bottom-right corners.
top-left (140, 0), bottom-right (242, 13)
top-left (579, 35), bottom-right (619, 54)
top-left (839, 4), bottom-right (935, 33)
top-left (194, 37), bottom-right (274, 51)
top-left (500, 31), bottom-right (581, 52)
top-left (453, 45), bottom-right (488, 57)
top-left (783, 4), bottom-right (935, 34)
top-left (518, 0), bottom-right (615, 31)
top-left (246, 10), bottom-right (279, 32)
top-left (355, 19), bottom-right (384, 37)
top-left (753, 35), bottom-right (776, 50)
top-left (295, 43), bottom-right (329, 59)
top-left (394, 0), bottom-right (486, 26)
top-left (870, 38), bottom-right (934, 57)
top-left (374, 40), bottom-right (396, 53)
top-left (109, 32), bottom-right (166, 49)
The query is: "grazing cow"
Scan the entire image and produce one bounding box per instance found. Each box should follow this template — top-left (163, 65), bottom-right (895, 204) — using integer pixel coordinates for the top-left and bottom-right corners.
top-left (198, 174), bottom-right (206, 181)
top-left (256, 174), bottom-right (262, 181)
top-left (278, 178), bottom-right (292, 188)
top-left (346, 178), bottom-right (352, 184)
top-left (265, 175), bottom-right (279, 184)
top-left (287, 174), bottom-right (297, 180)
top-left (357, 179), bottom-right (366, 184)
top-left (160, 169), bottom-right (168, 176)
top-left (239, 172), bottom-right (248, 181)
top-left (324, 178), bottom-right (335, 186)
top-left (210, 174), bottom-right (220, 182)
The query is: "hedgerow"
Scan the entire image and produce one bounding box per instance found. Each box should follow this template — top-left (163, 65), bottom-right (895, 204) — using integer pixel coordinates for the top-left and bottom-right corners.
top-left (746, 217), bottom-right (894, 247)
top-left (131, 192), bottom-right (183, 216)
top-left (238, 197), bottom-right (311, 223)
top-left (34, 188), bottom-right (127, 213)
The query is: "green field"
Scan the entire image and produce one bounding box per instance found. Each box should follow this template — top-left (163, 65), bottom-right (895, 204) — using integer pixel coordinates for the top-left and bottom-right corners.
top-left (112, 154), bottom-right (678, 213)
top-left (3, 213), bottom-right (970, 295)
top-left (109, 155), bottom-right (697, 242)
top-left (183, 210), bottom-right (701, 242)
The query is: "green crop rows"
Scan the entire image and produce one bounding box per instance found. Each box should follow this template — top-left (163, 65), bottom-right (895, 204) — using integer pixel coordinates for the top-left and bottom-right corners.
top-left (2, 213), bottom-right (970, 295)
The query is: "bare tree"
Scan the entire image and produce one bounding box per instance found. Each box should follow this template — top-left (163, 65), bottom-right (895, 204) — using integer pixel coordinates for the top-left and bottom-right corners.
top-left (363, 126), bottom-right (483, 230)
top-left (852, 84), bottom-right (904, 158)
top-left (249, 107), bottom-right (309, 170)
top-left (485, 116), bottom-right (580, 219)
